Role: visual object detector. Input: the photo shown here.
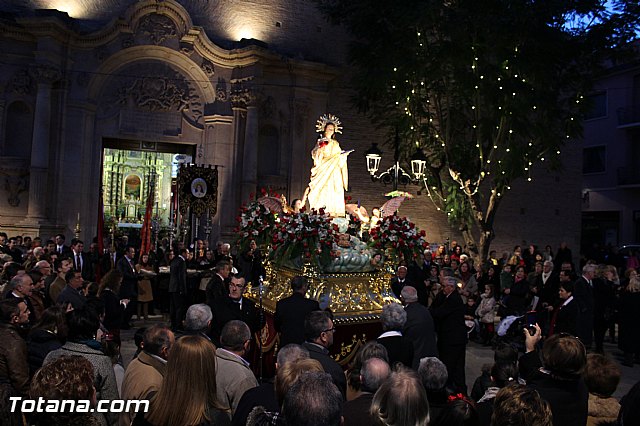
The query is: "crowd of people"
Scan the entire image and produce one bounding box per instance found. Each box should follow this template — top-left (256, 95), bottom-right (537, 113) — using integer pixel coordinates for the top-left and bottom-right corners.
top-left (1, 231), bottom-right (640, 425)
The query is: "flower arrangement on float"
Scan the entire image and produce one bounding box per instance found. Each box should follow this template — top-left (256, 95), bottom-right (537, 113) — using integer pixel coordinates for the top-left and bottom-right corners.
top-left (270, 208), bottom-right (338, 268)
top-left (368, 215), bottom-right (428, 262)
top-left (234, 189), bottom-right (279, 252)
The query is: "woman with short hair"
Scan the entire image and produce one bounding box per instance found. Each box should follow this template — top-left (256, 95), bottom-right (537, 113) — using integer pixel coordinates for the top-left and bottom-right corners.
top-left (377, 303), bottom-right (413, 368)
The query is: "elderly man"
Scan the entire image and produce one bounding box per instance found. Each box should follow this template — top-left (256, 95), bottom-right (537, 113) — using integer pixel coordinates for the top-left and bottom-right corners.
top-left (342, 357), bottom-right (390, 426)
top-left (5, 273), bottom-right (36, 324)
top-left (430, 276), bottom-right (467, 394)
top-left (183, 303), bottom-right (213, 340)
top-left (120, 325), bottom-right (174, 426)
top-left (303, 310), bottom-right (346, 399)
top-left (390, 265), bottom-right (414, 299)
top-left (215, 320), bottom-right (258, 418)
top-left (211, 275), bottom-right (259, 347)
top-left (33, 259), bottom-right (52, 277)
top-left (574, 263), bottom-right (596, 347)
top-left (401, 286), bottom-right (437, 369)
top-left (417, 357), bottom-right (449, 420)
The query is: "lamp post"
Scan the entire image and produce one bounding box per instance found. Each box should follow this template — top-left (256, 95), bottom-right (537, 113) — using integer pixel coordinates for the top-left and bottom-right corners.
top-left (364, 130), bottom-right (427, 190)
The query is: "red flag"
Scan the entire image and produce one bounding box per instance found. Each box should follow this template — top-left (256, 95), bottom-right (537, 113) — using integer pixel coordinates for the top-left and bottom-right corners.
top-left (140, 177), bottom-right (155, 256)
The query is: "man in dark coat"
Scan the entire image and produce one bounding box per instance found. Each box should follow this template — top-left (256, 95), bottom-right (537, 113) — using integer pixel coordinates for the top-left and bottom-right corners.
top-left (169, 247), bottom-right (188, 331)
top-left (430, 276), bottom-right (468, 394)
top-left (274, 276), bottom-right (320, 347)
top-left (401, 286), bottom-right (438, 370)
top-left (56, 270), bottom-right (87, 310)
top-left (206, 260), bottom-right (231, 306)
top-left (70, 239), bottom-right (94, 282)
top-left (573, 264), bottom-right (595, 347)
top-left (303, 310), bottom-right (346, 399)
top-left (210, 276), bottom-right (260, 347)
top-left (116, 245), bottom-right (138, 328)
top-left (342, 357), bottom-right (390, 426)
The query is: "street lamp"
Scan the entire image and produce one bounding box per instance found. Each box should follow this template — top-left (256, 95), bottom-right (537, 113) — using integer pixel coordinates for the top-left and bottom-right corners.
top-left (364, 131), bottom-right (427, 191)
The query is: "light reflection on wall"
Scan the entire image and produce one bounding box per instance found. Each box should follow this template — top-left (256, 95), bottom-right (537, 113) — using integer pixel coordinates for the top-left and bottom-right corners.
top-left (36, 0), bottom-right (88, 18)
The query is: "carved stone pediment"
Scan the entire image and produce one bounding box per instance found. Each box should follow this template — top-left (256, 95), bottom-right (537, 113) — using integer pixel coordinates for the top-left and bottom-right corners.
top-left (137, 13), bottom-right (178, 45)
top-left (100, 62), bottom-right (203, 127)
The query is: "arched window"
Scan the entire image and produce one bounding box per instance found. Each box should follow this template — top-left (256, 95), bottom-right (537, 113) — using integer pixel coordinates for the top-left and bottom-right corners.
top-left (257, 125), bottom-right (280, 176)
top-left (4, 101), bottom-right (33, 158)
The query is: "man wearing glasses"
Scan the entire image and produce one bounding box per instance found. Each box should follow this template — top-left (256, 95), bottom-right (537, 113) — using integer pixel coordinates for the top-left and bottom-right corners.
top-left (303, 310), bottom-right (346, 399)
top-left (210, 275), bottom-right (259, 347)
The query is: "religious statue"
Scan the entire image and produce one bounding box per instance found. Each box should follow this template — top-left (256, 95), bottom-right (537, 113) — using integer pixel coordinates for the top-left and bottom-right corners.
top-left (303, 114), bottom-right (353, 217)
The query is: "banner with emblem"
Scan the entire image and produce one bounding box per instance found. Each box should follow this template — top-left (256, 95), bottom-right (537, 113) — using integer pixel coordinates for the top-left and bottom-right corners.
top-left (176, 164), bottom-right (218, 216)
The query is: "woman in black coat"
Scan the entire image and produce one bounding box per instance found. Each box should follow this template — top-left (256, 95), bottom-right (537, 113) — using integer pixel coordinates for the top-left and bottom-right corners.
top-left (98, 269), bottom-right (126, 342)
top-left (377, 303), bottom-right (413, 368)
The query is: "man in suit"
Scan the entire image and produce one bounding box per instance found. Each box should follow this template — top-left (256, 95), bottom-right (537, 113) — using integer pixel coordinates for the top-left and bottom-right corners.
top-left (303, 310), bottom-right (346, 399)
top-left (5, 274), bottom-right (36, 324)
top-left (342, 357), bottom-right (390, 426)
top-left (537, 260), bottom-right (560, 335)
top-left (70, 239), bottom-right (94, 282)
top-left (211, 275), bottom-right (260, 347)
top-left (169, 247), bottom-right (189, 331)
top-left (206, 260), bottom-right (231, 306)
top-left (573, 263), bottom-right (596, 347)
top-left (54, 233), bottom-right (71, 256)
top-left (390, 265), bottom-right (414, 299)
top-left (56, 270), bottom-right (87, 310)
top-left (401, 286), bottom-right (437, 370)
top-left (274, 275), bottom-right (320, 347)
top-left (116, 245), bottom-right (139, 329)
top-left (430, 276), bottom-right (468, 394)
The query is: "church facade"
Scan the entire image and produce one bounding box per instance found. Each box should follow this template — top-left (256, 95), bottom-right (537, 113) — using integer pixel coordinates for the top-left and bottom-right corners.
top-left (0, 0), bottom-right (582, 255)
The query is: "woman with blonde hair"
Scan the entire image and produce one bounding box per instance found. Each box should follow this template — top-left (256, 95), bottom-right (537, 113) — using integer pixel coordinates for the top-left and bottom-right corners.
top-left (370, 366), bottom-right (430, 426)
top-left (134, 335), bottom-right (228, 425)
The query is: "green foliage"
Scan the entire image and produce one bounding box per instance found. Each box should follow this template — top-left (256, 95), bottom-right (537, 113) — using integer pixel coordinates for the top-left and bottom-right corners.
top-left (317, 0), bottom-right (639, 256)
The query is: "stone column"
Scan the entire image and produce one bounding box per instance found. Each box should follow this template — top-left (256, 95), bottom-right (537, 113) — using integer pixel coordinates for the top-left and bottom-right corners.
top-left (26, 64), bottom-right (61, 220)
top-left (241, 100), bottom-right (258, 202)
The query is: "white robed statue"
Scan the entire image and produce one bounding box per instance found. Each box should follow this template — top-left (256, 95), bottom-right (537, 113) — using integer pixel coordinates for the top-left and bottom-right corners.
top-left (303, 114), bottom-right (353, 217)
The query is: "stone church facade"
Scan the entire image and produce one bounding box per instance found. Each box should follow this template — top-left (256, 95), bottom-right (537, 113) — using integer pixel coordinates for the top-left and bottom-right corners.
top-left (0, 0), bottom-right (582, 255)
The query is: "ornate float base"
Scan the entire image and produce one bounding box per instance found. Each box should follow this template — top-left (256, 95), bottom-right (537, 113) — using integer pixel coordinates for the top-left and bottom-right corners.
top-left (245, 259), bottom-right (400, 372)
top-left (246, 259), bottom-right (399, 324)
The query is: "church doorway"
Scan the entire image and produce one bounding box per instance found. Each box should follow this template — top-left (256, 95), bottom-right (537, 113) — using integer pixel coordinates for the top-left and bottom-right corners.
top-left (101, 137), bottom-right (195, 248)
